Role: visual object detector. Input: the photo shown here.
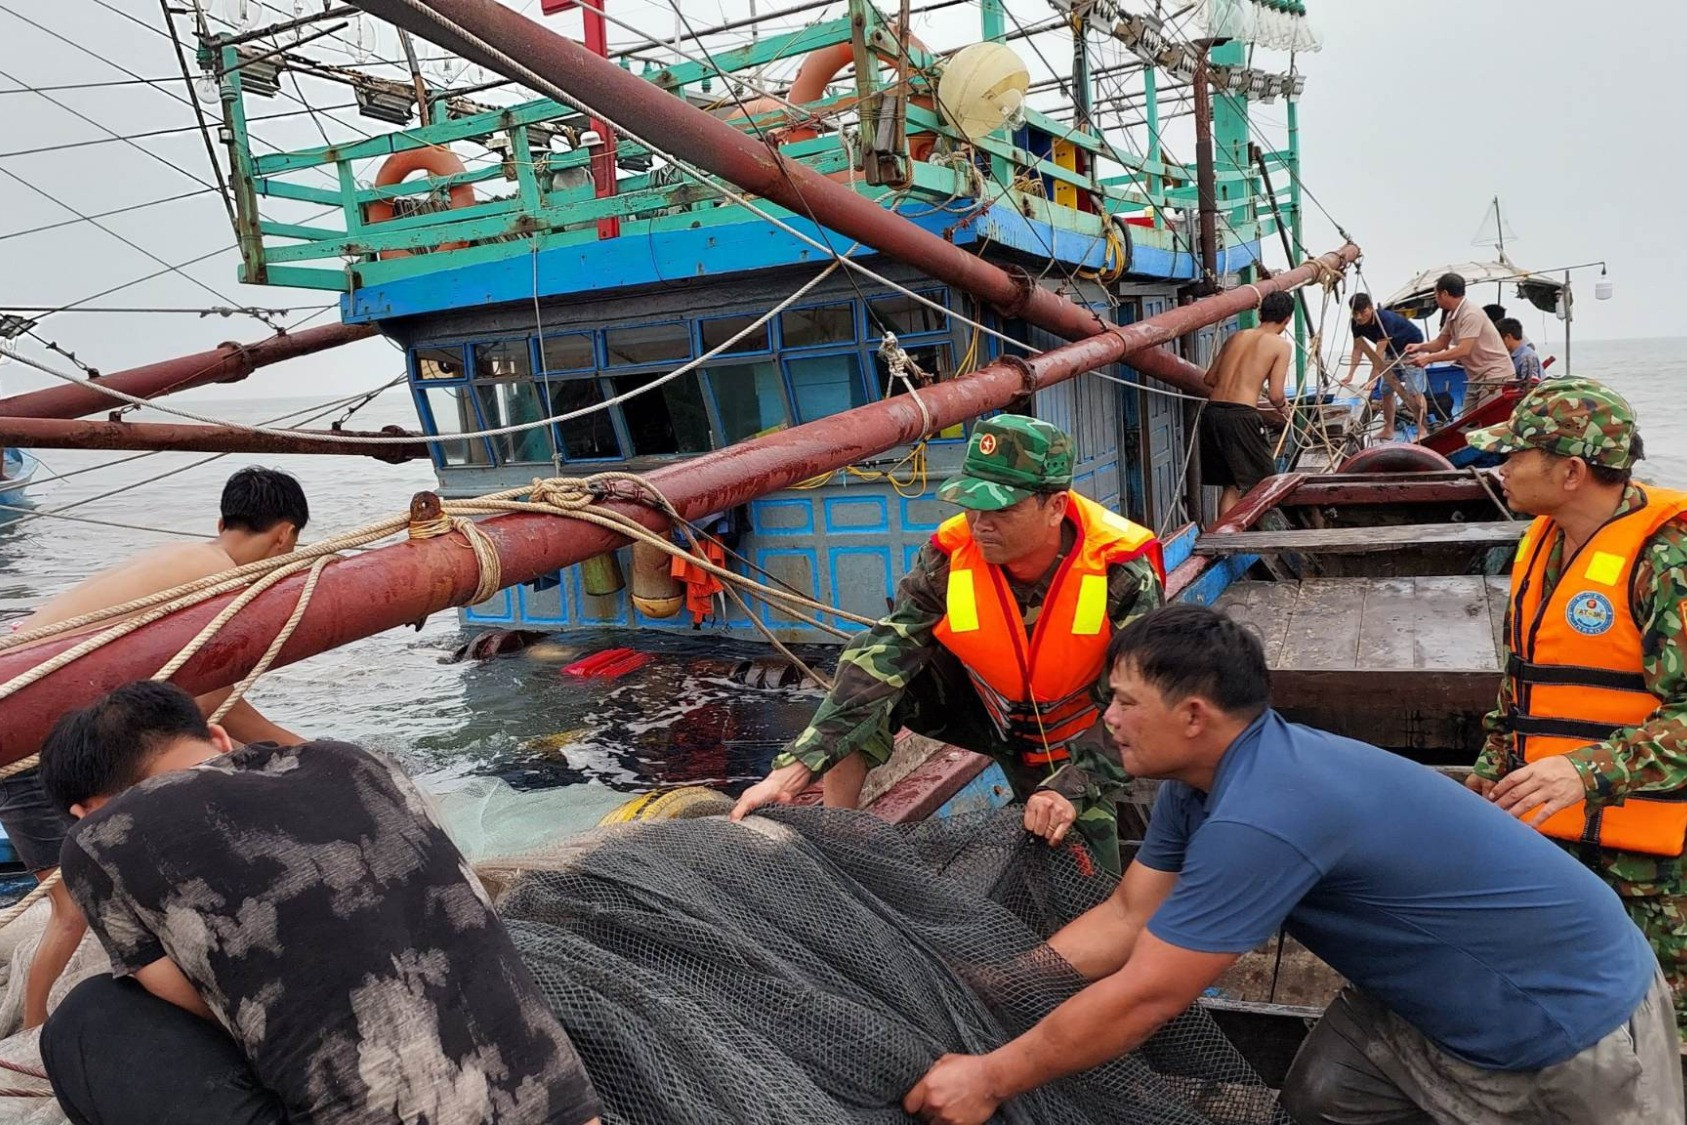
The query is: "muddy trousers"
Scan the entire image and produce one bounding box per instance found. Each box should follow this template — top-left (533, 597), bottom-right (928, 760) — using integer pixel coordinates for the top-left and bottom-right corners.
top-left (867, 647), bottom-right (1125, 873)
top-left (42, 974), bottom-right (286, 1124)
top-left (1278, 975), bottom-right (1683, 1125)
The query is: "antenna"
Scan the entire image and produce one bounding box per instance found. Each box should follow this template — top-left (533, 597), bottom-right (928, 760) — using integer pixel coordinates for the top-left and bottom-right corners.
top-left (1472, 196), bottom-right (1517, 260)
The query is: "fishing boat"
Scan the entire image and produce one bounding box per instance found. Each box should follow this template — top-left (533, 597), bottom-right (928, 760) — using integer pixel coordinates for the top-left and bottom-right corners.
top-left (0, 0), bottom-right (1649, 1117)
top-left (193, 0), bottom-right (1324, 642)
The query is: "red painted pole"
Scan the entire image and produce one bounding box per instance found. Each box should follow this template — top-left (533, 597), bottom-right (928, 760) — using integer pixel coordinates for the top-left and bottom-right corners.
top-left (577, 1), bottom-right (620, 240)
top-left (0, 323), bottom-right (377, 421)
top-left (0, 245), bottom-right (1356, 765)
top-left (0, 417), bottom-right (427, 462)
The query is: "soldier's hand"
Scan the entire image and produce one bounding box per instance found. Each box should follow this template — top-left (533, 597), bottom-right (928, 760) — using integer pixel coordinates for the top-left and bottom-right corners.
top-left (1022, 790), bottom-right (1077, 847)
top-left (1491, 756), bottom-right (1586, 826)
top-left (1464, 772), bottom-right (1497, 799)
top-left (729, 761), bottom-right (813, 822)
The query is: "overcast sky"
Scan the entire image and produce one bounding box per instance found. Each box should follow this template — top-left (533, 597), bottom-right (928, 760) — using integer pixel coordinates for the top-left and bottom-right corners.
top-left (0, 0), bottom-right (1676, 405)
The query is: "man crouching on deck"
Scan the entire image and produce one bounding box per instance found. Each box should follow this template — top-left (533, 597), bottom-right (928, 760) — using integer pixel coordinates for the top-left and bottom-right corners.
top-left (36, 681), bottom-right (602, 1125)
top-left (903, 605), bottom-right (1681, 1125)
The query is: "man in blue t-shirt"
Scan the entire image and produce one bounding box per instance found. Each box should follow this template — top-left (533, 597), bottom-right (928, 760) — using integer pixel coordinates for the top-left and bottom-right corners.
top-left (1347, 292), bottom-right (1428, 436)
top-left (904, 605), bottom-right (1682, 1125)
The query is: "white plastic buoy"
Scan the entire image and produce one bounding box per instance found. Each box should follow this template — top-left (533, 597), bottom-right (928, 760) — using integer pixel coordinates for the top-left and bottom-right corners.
top-left (938, 43), bottom-right (1030, 142)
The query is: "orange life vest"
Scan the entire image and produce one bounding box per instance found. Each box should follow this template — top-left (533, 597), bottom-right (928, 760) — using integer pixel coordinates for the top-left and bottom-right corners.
top-left (1506, 486), bottom-right (1687, 856)
top-left (931, 492), bottom-right (1162, 768)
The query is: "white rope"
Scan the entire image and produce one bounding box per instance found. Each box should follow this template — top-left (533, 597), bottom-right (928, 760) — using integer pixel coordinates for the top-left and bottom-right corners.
top-left (877, 330), bottom-right (935, 439)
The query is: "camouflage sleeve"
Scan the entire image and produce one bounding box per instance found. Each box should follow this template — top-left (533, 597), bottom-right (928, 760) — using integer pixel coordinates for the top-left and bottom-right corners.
top-left (1038, 555), bottom-right (1163, 804)
top-left (770, 542), bottom-right (947, 776)
top-left (1565, 519), bottom-right (1687, 805)
top-left (1474, 601), bottom-right (1516, 781)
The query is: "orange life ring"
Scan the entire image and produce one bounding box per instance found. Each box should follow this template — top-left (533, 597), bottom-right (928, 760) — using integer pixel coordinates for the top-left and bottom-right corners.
top-left (364, 145), bottom-right (476, 260)
top-left (728, 29), bottom-right (937, 162)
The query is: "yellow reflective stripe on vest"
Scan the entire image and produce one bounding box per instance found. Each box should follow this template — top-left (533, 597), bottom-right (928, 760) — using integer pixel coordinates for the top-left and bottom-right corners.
top-left (1585, 550), bottom-right (1625, 587)
top-left (1071, 573), bottom-right (1108, 636)
top-left (946, 569), bottom-right (979, 633)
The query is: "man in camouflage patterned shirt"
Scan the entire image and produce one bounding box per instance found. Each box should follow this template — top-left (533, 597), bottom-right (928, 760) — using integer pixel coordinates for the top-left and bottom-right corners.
top-left (1467, 377), bottom-right (1687, 1034)
top-left (731, 416), bottom-right (1163, 873)
top-left (37, 682), bottom-right (602, 1125)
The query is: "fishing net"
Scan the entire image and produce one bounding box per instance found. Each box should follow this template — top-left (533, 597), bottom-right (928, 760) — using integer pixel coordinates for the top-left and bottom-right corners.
top-left (497, 806), bottom-right (1288, 1124)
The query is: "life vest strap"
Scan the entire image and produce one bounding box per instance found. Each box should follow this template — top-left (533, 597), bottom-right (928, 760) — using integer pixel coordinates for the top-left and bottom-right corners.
top-left (1506, 653), bottom-right (1648, 693)
top-left (1019, 746), bottom-right (1071, 767)
top-left (1508, 712), bottom-right (1627, 744)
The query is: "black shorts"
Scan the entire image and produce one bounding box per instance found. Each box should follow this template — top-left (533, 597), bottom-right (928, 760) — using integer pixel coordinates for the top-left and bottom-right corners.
top-left (1198, 402), bottom-right (1278, 492)
top-left (0, 768), bottom-right (73, 872)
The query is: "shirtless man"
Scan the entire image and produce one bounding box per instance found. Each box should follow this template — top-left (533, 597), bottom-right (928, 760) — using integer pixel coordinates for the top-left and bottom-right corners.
top-left (2, 466), bottom-right (308, 1029)
top-left (1199, 291), bottom-right (1293, 520)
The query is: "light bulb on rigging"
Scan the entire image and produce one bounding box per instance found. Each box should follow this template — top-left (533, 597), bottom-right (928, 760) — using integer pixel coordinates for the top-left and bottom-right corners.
top-left (227, 0), bottom-right (262, 31)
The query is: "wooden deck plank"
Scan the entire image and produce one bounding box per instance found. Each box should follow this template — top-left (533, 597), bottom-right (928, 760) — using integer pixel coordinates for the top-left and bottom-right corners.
top-left (1195, 521), bottom-right (1526, 557)
top-left (1278, 578), bottom-right (1366, 670)
top-left (1405, 576), bottom-right (1501, 671)
top-left (1214, 581), bottom-right (1301, 665)
top-left (1354, 578), bottom-right (1419, 669)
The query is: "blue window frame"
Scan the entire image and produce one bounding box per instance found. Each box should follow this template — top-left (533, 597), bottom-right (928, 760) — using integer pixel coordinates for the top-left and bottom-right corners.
top-left (705, 359), bottom-right (789, 443)
top-left (780, 302), bottom-right (856, 350)
top-left (784, 351), bottom-right (869, 423)
top-left (544, 373), bottom-right (623, 461)
top-left (604, 322), bottom-right (690, 366)
top-left (535, 331), bottom-right (596, 372)
top-left (411, 343), bottom-right (493, 467)
top-left (698, 313), bottom-right (773, 357)
top-left (865, 290), bottom-right (949, 337)
top-left (469, 339), bottom-right (554, 465)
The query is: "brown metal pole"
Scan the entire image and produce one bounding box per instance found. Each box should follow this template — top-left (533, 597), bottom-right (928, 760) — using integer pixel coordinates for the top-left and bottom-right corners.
top-left (1192, 42), bottom-right (1219, 295)
top-left (0, 323), bottom-right (377, 420)
top-left (0, 417), bottom-right (427, 463)
top-left (0, 243), bottom-right (1357, 765)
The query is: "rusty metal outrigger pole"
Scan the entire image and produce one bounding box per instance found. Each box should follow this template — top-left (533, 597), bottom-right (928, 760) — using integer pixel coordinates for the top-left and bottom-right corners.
top-left (0, 323), bottom-right (376, 420)
top-left (0, 417), bottom-right (428, 462)
top-left (0, 246), bottom-right (1357, 765)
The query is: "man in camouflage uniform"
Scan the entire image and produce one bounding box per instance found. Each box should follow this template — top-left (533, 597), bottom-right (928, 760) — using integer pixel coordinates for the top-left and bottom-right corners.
top-left (1467, 377), bottom-right (1687, 1035)
top-left (730, 416), bottom-right (1163, 873)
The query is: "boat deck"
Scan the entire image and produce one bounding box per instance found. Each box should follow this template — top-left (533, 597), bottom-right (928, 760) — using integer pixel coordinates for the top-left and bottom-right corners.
top-left (1215, 576), bottom-right (1509, 759)
top-left (1217, 575), bottom-right (1507, 673)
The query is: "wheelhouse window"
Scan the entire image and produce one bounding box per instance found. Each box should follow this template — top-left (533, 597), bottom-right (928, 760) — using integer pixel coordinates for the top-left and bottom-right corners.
top-left (708, 361), bottom-right (788, 443)
top-left (867, 292), bottom-right (947, 336)
top-left (476, 381), bottom-right (554, 464)
top-left (699, 314), bottom-right (770, 357)
top-left (785, 352), bottom-right (868, 423)
top-left (611, 371), bottom-right (712, 455)
top-left (605, 322), bottom-right (690, 366)
top-left (781, 303), bottom-right (855, 348)
top-left (418, 384), bottom-right (491, 467)
top-left (536, 332), bottom-right (595, 372)
top-left (546, 376), bottom-right (622, 460)
top-left (415, 344), bottom-right (465, 381)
